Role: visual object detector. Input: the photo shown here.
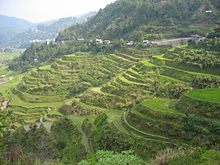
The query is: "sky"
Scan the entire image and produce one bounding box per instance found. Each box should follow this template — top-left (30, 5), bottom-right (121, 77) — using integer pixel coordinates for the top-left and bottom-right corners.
top-left (0, 0), bottom-right (116, 23)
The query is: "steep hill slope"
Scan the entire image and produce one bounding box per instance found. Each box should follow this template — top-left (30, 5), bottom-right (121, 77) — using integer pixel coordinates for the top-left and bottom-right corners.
top-left (57, 0), bottom-right (220, 42)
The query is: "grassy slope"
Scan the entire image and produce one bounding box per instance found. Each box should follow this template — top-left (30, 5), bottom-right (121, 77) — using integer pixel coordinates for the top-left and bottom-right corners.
top-left (141, 99), bottom-right (183, 115)
top-left (186, 88), bottom-right (220, 104)
top-left (0, 52), bottom-right (20, 60)
top-left (0, 75), bottom-right (63, 108)
top-left (0, 68), bottom-right (8, 75)
top-left (1, 46), bottom-right (219, 155)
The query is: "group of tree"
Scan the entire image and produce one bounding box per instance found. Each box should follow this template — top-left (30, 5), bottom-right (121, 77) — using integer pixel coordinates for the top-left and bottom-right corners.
top-left (57, 0), bottom-right (220, 42)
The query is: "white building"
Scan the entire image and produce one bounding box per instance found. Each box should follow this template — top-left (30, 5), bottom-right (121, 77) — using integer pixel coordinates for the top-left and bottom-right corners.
top-left (143, 40), bottom-right (150, 46)
top-left (127, 41), bottom-right (134, 46)
top-left (77, 38), bottom-right (85, 41)
top-left (206, 10), bottom-right (213, 13)
top-left (190, 35), bottom-right (206, 42)
top-left (96, 39), bottom-right (103, 44)
top-left (104, 40), bottom-right (111, 45)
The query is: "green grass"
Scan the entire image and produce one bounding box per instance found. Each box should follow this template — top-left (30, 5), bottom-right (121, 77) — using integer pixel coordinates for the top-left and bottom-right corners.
top-left (141, 98), bottom-right (183, 115)
top-left (186, 88), bottom-right (220, 104)
top-left (111, 54), bottom-right (134, 63)
top-left (0, 52), bottom-right (20, 60)
top-left (153, 54), bottom-right (173, 61)
top-left (140, 60), bottom-right (156, 67)
top-left (106, 109), bottom-right (124, 122)
top-left (68, 115), bottom-right (86, 126)
top-left (0, 68), bottom-right (9, 75)
top-left (164, 65), bottom-right (219, 77)
top-left (9, 92), bottom-right (63, 108)
top-left (118, 74), bottom-right (147, 86)
top-left (0, 75), bottom-right (23, 97)
top-left (68, 114), bottom-right (97, 126)
top-left (0, 75), bottom-right (63, 108)
top-left (38, 65), bottom-right (53, 71)
top-left (18, 90), bottom-right (64, 100)
top-left (64, 53), bottom-right (76, 57)
top-left (157, 74), bottom-right (186, 83)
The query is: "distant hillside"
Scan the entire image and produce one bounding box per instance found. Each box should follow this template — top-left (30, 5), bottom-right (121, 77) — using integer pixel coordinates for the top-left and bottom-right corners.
top-left (57, 0), bottom-right (220, 42)
top-left (0, 15), bottom-right (33, 45)
top-left (5, 11), bottom-right (97, 48)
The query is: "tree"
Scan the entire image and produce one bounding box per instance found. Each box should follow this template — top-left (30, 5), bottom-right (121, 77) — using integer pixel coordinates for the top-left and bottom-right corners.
top-left (78, 150), bottom-right (144, 165)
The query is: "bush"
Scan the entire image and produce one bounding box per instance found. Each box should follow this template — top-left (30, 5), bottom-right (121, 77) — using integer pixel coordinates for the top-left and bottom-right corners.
top-left (192, 76), bottom-right (220, 89)
top-left (78, 150), bottom-right (144, 165)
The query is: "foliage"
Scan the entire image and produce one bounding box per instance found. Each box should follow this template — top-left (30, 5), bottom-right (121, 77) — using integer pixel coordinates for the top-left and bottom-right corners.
top-left (152, 80), bottom-right (191, 99)
top-left (151, 147), bottom-right (187, 165)
top-left (94, 113), bottom-right (108, 127)
top-left (57, 0), bottom-right (220, 42)
top-left (189, 27), bottom-right (220, 52)
top-left (168, 149), bottom-right (220, 165)
top-left (3, 118), bottom-right (82, 164)
top-left (59, 105), bottom-right (72, 115)
top-left (50, 118), bottom-right (82, 163)
top-left (192, 76), bottom-right (220, 89)
top-left (78, 150), bottom-right (144, 165)
top-left (0, 114), bottom-right (6, 152)
top-left (165, 47), bottom-right (220, 69)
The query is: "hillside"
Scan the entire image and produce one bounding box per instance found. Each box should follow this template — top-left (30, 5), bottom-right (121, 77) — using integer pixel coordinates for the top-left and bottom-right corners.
top-left (3, 11), bottom-right (97, 48)
top-left (1, 0), bottom-right (220, 164)
top-left (0, 15), bottom-right (33, 45)
top-left (1, 35), bottom-right (220, 163)
top-left (57, 0), bottom-right (220, 42)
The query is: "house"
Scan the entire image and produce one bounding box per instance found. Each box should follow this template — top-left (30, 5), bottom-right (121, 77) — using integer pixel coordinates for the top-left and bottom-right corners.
top-left (206, 10), bottom-right (213, 13)
top-left (104, 40), bottom-right (111, 45)
top-left (30, 39), bottom-right (43, 43)
top-left (190, 35), bottom-right (206, 42)
top-left (96, 39), bottom-right (103, 44)
top-left (127, 41), bottom-right (134, 46)
top-left (143, 40), bottom-right (150, 46)
top-left (77, 38), bottom-right (85, 41)
top-left (46, 39), bottom-right (55, 45)
top-left (34, 58), bottom-right (38, 62)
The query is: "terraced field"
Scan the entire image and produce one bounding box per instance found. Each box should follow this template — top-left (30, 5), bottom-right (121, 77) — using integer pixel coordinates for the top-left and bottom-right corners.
top-left (186, 88), bottom-right (220, 104)
top-left (0, 49), bottom-right (151, 128)
top-left (1, 46), bottom-right (219, 147)
top-left (77, 46), bottom-right (220, 146)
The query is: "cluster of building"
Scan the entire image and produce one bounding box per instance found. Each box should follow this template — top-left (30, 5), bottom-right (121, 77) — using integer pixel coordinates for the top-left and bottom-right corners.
top-left (30, 39), bottom-right (56, 45)
top-left (77, 34), bottom-right (206, 48)
top-left (126, 34), bottom-right (205, 47)
top-left (95, 39), bottom-right (111, 45)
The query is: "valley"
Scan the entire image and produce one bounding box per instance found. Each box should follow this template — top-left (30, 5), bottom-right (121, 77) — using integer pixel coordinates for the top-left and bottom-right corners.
top-left (0, 0), bottom-right (220, 164)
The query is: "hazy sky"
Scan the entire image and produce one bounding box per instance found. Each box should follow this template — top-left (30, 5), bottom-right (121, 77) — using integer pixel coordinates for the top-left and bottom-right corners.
top-left (0, 0), bottom-right (116, 23)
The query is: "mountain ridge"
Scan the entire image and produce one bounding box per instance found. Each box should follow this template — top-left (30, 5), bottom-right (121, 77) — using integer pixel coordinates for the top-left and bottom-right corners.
top-left (0, 15), bottom-right (34, 45)
top-left (57, 0), bottom-right (220, 42)
top-left (0, 11), bottom-right (97, 48)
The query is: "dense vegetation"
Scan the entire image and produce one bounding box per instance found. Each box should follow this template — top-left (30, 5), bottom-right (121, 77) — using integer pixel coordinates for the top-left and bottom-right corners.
top-left (0, 0), bottom-right (220, 164)
top-left (57, 0), bottom-right (220, 42)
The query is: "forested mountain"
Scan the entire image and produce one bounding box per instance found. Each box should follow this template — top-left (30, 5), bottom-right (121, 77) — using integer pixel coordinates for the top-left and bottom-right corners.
top-left (0, 15), bottom-right (33, 45)
top-left (57, 0), bottom-right (220, 42)
top-left (4, 11), bottom-right (97, 48)
top-left (1, 0), bottom-right (220, 164)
